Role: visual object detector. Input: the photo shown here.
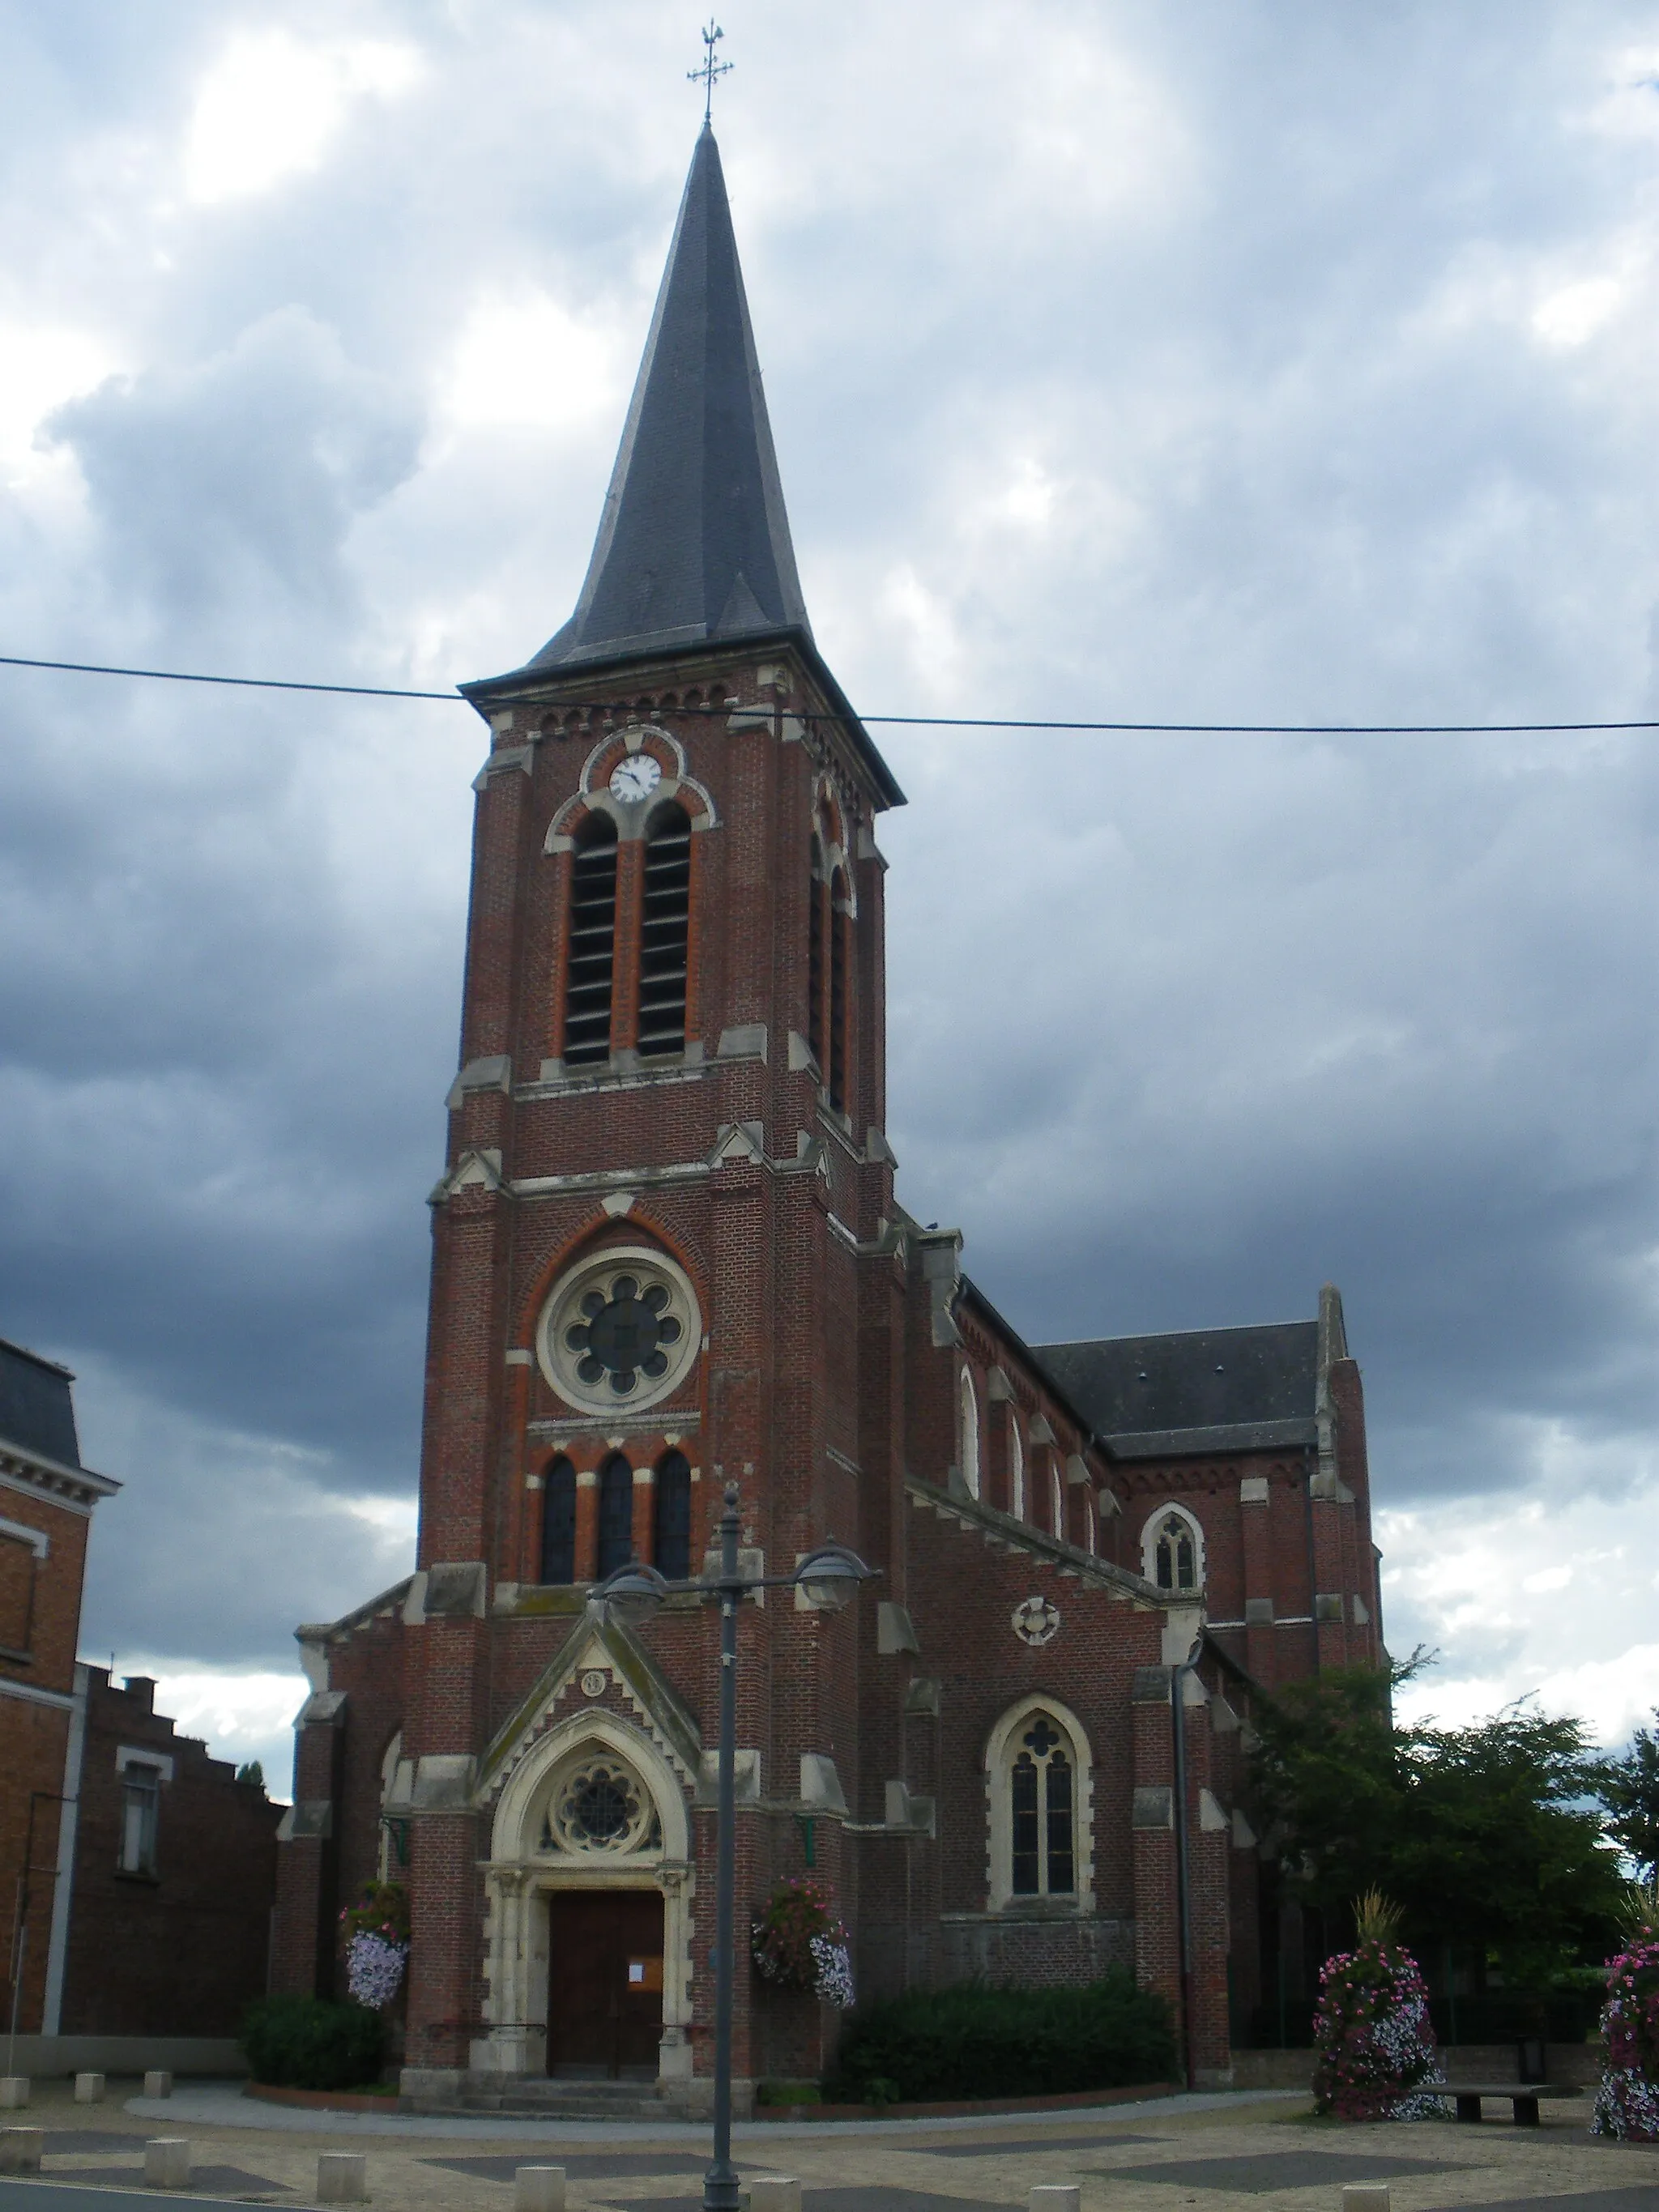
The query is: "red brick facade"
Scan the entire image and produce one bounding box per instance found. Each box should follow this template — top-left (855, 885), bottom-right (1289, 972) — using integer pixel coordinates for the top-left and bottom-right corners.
top-left (270, 125), bottom-right (1385, 2105)
top-left (269, 660), bottom-right (1384, 2103)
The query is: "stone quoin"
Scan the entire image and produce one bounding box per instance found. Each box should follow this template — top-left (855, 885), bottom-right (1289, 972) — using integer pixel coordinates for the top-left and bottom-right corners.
top-left (271, 121), bottom-right (1385, 2107)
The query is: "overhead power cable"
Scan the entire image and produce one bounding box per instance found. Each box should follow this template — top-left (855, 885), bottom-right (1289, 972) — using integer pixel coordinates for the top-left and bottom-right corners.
top-left (0, 651), bottom-right (1654, 736)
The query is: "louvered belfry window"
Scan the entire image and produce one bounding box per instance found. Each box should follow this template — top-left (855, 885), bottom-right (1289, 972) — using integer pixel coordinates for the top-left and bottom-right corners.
top-left (564, 816), bottom-right (619, 1066)
top-left (638, 802), bottom-right (692, 1057)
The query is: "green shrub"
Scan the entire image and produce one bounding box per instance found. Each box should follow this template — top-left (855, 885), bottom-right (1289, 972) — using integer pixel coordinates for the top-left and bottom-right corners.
top-left (823, 1972), bottom-right (1177, 2104)
top-left (241, 1994), bottom-right (387, 2091)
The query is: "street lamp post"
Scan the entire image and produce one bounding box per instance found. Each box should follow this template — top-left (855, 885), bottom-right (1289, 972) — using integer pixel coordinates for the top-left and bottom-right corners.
top-left (591, 1485), bottom-right (873, 2212)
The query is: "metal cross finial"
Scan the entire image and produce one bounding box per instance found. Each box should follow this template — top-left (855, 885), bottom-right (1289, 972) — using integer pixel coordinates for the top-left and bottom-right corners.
top-left (688, 19), bottom-right (732, 124)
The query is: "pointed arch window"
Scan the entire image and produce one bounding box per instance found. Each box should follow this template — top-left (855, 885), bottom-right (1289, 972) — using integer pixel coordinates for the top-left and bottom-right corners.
top-left (540, 1455), bottom-right (577, 1585)
top-left (638, 802), bottom-right (691, 1057)
top-left (1050, 1460), bottom-right (1064, 1540)
top-left (1010, 1713), bottom-right (1076, 1897)
top-left (596, 1453), bottom-right (635, 1578)
top-left (807, 835), bottom-right (826, 1073)
top-left (959, 1369), bottom-right (981, 1501)
top-left (987, 1698), bottom-right (1091, 1911)
top-left (1009, 1419), bottom-right (1026, 1521)
top-left (1145, 1506), bottom-right (1203, 1592)
top-left (653, 1450), bottom-right (692, 1581)
top-left (564, 816), bottom-right (619, 1067)
top-left (829, 869), bottom-right (850, 1113)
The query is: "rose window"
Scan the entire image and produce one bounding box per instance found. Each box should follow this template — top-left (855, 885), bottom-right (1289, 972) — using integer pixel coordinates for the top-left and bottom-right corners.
top-left (564, 1276), bottom-right (682, 1396)
top-left (540, 1752), bottom-right (661, 1856)
top-left (536, 1247), bottom-right (701, 1415)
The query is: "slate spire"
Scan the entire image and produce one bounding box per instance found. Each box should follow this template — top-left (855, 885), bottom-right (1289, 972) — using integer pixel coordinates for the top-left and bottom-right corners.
top-left (528, 126), bottom-right (811, 671)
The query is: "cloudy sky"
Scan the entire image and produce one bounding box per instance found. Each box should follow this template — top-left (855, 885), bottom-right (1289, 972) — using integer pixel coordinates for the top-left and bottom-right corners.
top-left (2, 0), bottom-right (1655, 1795)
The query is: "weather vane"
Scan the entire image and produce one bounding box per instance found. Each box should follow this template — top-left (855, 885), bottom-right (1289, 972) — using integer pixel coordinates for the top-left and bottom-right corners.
top-left (688, 19), bottom-right (732, 124)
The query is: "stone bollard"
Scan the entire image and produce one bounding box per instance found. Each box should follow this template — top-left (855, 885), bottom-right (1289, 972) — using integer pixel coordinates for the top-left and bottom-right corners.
top-left (0, 2081), bottom-right (28, 2110)
top-left (1341, 2190), bottom-right (1392, 2212)
top-left (318, 2151), bottom-right (369, 2204)
top-left (75, 2073), bottom-right (106, 2103)
top-left (749, 2183), bottom-right (802, 2212)
top-left (143, 2071), bottom-right (174, 2099)
top-left (0, 2129), bottom-right (45, 2174)
top-left (144, 2138), bottom-right (191, 2190)
top-left (514, 2167), bottom-right (566, 2212)
top-left (1030, 2189), bottom-right (1081, 2212)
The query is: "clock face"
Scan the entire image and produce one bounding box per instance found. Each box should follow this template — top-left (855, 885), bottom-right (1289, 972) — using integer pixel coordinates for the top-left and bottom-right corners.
top-left (608, 753), bottom-right (663, 803)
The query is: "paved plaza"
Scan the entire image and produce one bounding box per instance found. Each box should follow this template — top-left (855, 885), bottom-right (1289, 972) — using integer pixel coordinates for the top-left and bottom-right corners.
top-left (2, 2078), bottom-right (1657, 2212)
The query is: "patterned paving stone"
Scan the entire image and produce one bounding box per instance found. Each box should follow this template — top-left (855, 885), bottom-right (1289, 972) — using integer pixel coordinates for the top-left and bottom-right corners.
top-left (1104, 2151), bottom-right (1464, 2191)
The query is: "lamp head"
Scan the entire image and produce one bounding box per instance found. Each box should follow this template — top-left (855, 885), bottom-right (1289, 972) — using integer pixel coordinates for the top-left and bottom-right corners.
top-left (591, 1561), bottom-right (670, 1626)
top-left (794, 1543), bottom-right (873, 1613)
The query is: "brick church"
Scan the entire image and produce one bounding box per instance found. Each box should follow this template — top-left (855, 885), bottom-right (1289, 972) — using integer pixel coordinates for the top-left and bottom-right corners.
top-left (271, 124), bottom-right (1384, 2107)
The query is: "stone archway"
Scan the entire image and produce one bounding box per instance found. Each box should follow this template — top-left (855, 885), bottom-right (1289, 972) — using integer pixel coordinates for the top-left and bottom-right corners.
top-left (473, 1710), bottom-right (694, 2082)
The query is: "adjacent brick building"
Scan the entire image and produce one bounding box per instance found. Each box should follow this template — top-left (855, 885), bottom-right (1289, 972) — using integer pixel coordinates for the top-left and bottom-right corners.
top-left (271, 123), bottom-right (1386, 2108)
top-left (0, 1337), bottom-right (281, 2040)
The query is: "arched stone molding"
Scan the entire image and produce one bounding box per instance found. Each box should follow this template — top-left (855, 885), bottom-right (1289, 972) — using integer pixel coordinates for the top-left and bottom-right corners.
top-left (1141, 1502), bottom-right (1205, 1593)
top-left (982, 1692), bottom-right (1094, 1914)
top-left (475, 1704), bottom-right (694, 2082)
top-left (544, 723), bottom-right (717, 850)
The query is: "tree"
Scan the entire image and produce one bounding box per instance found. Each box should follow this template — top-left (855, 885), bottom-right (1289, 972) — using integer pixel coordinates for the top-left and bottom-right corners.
top-left (1594, 1712), bottom-right (1659, 1882)
top-left (1248, 1656), bottom-right (1627, 1983)
top-left (237, 1760), bottom-right (266, 1790)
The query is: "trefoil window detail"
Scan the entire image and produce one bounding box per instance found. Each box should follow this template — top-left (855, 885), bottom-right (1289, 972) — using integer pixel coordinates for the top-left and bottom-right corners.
top-left (564, 816), bottom-right (619, 1066)
top-left (1146, 1507), bottom-right (1203, 1592)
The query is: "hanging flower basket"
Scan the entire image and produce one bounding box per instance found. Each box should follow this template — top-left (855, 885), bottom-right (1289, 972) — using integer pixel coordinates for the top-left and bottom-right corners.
top-left (1311, 1896), bottom-right (1445, 2120)
top-left (338, 1882), bottom-right (411, 2011)
top-left (1593, 1920), bottom-right (1659, 2140)
top-left (751, 1877), bottom-right (855, 2009)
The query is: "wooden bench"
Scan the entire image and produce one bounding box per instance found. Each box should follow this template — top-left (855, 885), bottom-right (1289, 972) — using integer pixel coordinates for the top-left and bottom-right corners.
top-left (1444, 2084), bottom-right (1577, 2127)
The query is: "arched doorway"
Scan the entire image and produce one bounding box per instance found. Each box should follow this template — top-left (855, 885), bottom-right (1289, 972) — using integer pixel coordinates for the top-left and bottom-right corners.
top-left (476, 1707), bottom-right (693, 2084)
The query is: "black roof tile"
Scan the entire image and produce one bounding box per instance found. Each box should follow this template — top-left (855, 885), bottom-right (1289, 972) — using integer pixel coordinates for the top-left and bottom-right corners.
top-left (1033, 1321), bottom-right (1320, 1460)
top-left (0, 1336), bottom-right (81, 1468)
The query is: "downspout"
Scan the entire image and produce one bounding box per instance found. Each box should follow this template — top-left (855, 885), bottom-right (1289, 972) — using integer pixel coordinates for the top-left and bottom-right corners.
top-left (1171, 1634), bottom-right (1204, 2091)
top-left (41, 1663), bottom-right (88, 2035)
top-left (1300, 1446), bottom-right (1320, 1675)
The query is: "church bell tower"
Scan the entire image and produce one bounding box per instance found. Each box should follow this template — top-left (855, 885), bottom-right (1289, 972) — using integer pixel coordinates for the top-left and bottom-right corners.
top-left (399, 122), bottom-right (909, 2087)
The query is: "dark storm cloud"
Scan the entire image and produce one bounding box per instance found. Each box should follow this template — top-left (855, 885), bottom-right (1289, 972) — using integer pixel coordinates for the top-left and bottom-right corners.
top-left (0, 0), bottom-right (1653, 1708)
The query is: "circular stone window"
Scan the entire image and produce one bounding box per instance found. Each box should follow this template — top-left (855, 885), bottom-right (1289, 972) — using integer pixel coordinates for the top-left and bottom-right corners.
top-left (536, 1245), bottom-right (701, 1414)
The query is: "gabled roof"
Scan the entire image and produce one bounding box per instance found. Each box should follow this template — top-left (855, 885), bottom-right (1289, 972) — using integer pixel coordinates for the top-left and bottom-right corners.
top-left (0, 1335), bottom-right (81, 1470)
top-left (524, 124), bottom-right (808, 673)
top-left (1032, 1319), bottom-right (1323, 1460)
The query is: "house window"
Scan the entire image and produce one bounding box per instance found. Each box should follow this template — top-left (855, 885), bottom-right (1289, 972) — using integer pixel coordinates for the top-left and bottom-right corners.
top-left (1050, 1461), bottom-right (1064, 1540)
top-left (638, 802), bottom-right (692, 1057)
top-left (596, 1454), bottom-right (635, 1577)
top-left (541, 1456), bottom-right (577, 1584)
top-left (653, 1450), bottom-right (692, 1581)
top-left (564, 815), bottom-right (619, 1066)
top-left (0, 1531), bottom-right (36, 1655)
top-left (1009, 1420), bottom-right (1025, 1521)
top-left (988, 1698), bottom-right (1090, 1911)
top-left (118, 1764), bottom-right (160, 1875)
top-left (959, 1370), bottom-right (980, 1500)
top-left (1145, 1507), bottom-right (1203, 1592)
